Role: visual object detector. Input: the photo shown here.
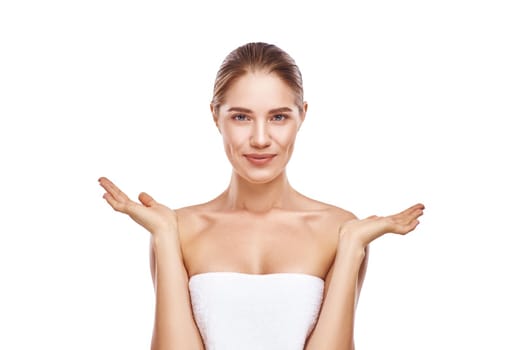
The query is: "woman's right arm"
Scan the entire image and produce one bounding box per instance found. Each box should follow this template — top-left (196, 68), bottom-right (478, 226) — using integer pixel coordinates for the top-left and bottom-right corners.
top-left (149, 230), bottom-right (204, 350)
top-left (98, 177), bottom-right (204, 350)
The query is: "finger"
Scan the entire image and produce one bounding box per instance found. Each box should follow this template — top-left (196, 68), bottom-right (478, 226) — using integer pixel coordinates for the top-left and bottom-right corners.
top-left (394, 207), bottom-right (414, 218)
top-left (103, 192), bottom-right (126, 212)
top-left (404, 207), bottom-right (423, 219)
top-left (103, 191), bottom-right (143, 215)
top-left (98, 177), bottom-right (130, 202)
top-left (404, 203), bottom-right (424, 213)
top-left (104, 179), bottom-right (129, 202)
top-left (406, 219), bottom-right (420, 233)
top-left (396, 219), bottom-right (420, 235)
top-left (392, 208), bottom-right (423, 227)
top-left (138, 192), bottom-right (156, 207)
top-left (400, 203), bottom-right (424, 216)
top-left (398, 205), bottom-right (425, 222)
top-left (409, 206), bottom-right (425, 222)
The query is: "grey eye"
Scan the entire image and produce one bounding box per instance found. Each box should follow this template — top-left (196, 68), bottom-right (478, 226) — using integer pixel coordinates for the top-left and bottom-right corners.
top-left (272, 114), bottom-right (287, 121)
top-left (233, 114), bottom-right (248, 121)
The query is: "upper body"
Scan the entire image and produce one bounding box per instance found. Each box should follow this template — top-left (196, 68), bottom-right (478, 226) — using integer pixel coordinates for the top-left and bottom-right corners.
top-left (172, 194), bottom-right (369, 349)
top-left (175, 193), bottom-right (366, 288)
top-left (166, 43), bottom-right (370, 347)
top-left (99, 42), bottom-right (424, 350)
top-left (173, 42), bottom-right (367, 291)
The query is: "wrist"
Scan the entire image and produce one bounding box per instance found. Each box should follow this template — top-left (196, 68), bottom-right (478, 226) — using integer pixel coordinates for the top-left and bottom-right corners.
top-left (337, 234), bottom-right (366, 258)
top-left (152, 230), bottom-right (181, 250)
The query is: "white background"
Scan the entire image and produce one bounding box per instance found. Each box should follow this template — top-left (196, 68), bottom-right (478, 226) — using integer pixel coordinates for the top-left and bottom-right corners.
top-left (1, 0), bottom-right (523, 349)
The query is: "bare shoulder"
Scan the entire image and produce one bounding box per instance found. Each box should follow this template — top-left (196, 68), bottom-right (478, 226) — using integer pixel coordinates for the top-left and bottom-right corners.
top-left (149, 202), bottom-right (208, 249)
top-left (326, 203), bottom-right (358, 223)
top-left (172, 202), bottom-right (215, 239)
top-left (315, 201), bottom-right (370, 259)
top-left (298, 194), bottom-right (358, 226)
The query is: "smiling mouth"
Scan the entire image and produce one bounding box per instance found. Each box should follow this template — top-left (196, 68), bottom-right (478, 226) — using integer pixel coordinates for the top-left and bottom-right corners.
top-left (244, 154), bottom-right (276, 165)
top-left (244, 154), bottom-right (276, 159)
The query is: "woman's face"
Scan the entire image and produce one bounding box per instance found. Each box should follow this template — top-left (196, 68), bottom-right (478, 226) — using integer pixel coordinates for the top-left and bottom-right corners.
top-left (213, 71), bottom-right (307, 184)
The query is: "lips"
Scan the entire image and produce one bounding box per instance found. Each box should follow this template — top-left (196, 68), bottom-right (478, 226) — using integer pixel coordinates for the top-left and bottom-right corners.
top-left (244, 154), bottom-right (276, 159)
top-left (244, 153), bottom-right (276, 165)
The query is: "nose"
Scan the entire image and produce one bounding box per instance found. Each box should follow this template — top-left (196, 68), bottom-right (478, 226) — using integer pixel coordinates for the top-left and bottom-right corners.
top-left (249, 119), bottom-right (271, 148)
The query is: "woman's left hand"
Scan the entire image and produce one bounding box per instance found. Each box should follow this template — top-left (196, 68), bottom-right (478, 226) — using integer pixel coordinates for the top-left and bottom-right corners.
top-left (338, 203), bottom-right (425, 250)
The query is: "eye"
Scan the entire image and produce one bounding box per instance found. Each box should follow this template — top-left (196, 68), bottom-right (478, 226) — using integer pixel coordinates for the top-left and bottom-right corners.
top-left (232, 114), bottom-right (249, 121)
top-left (272, 114), bottom-right (287, 121)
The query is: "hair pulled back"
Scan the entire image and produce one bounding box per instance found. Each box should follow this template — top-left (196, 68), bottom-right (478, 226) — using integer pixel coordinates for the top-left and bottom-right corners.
top-left (211, 42), bottom-right (304, 113)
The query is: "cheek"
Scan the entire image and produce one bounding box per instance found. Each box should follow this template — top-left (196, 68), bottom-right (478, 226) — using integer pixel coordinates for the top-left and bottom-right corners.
top-left (272, 127), bottom-right (298, 148)
top-left (221, 125), bottom-right (249, 151)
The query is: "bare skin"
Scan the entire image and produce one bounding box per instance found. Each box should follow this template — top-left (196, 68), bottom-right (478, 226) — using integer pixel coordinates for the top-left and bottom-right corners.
top-left (99, 177), bottom-right (204, 350)
top-left (99, 70), bottom-right (425, 349)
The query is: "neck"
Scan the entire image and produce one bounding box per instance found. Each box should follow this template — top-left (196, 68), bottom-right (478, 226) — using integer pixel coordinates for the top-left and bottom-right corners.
top-left (220, 170), bottom-right (295, 213)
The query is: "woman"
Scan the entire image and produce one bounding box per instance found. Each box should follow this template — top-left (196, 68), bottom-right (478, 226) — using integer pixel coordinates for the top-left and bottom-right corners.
top-left (98, 42), bottom-right (424, 350)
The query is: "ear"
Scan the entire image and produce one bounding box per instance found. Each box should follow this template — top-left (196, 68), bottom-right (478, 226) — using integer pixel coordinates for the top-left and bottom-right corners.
top-left (210, 103), bottom-right (221, 134)
top-left (302, 101), bottom-right (308, 120)
top-left (298, 101), bottom-right (308, 130)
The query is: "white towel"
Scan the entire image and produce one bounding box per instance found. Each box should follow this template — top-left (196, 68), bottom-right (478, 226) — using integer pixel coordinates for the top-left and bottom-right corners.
top-left (189, 272), bottom-right (324, 350)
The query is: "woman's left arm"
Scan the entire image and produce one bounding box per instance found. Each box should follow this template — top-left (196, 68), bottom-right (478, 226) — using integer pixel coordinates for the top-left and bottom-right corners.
top-left (305, 203), bottom-right (424, 350)
top-left (304, 238), bottom-right (367, 350)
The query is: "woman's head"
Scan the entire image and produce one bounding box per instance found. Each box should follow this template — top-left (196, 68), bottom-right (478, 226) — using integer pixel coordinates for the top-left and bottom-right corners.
top-left (211, 42), bottom-right (308, 184)
top-left (211, 42), bottom-right (305, 114)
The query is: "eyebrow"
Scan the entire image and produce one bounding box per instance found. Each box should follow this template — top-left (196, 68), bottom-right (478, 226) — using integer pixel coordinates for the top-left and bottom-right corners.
top-left (227, 107), bottom-right (294, 114)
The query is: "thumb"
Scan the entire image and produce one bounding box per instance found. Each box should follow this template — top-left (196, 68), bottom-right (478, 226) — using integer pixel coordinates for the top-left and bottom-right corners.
top-left (138, 192), bottom-right (156, 207)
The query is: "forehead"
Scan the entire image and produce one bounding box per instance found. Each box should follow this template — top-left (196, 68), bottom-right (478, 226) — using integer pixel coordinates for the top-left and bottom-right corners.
top-left (221, 71), bottom-right (298, 113)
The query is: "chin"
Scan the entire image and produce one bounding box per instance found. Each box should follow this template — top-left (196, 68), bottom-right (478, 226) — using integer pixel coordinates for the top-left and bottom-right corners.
top-left (236, 168), bottom-right (281, 184)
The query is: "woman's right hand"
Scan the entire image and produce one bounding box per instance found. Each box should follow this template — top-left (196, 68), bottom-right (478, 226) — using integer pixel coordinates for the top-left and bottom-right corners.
top-left (98, 177), bottom-right (179, 237)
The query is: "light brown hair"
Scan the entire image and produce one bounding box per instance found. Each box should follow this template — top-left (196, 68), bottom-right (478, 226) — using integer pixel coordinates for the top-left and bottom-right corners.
top-left (211, 42), bottom-right (304, 113)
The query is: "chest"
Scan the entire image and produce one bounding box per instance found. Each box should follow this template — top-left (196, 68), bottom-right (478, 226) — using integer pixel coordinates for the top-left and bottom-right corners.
top-left (181, 213), bottom-right (338, 278)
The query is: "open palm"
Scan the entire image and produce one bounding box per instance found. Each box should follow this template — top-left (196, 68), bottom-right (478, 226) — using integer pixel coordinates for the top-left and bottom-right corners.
top-left (339, 203), bottom-right (425, 247)
top-left (98, 177), bottom-right (179, 236)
